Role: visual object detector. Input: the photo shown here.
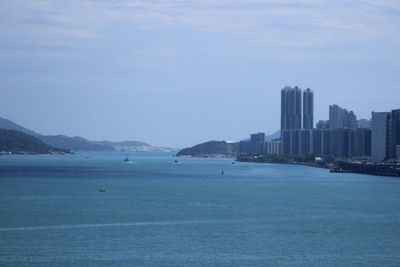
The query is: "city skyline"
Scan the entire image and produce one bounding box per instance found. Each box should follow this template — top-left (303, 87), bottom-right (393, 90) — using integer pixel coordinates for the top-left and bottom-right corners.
top-left (1, 0), bottom-right (399, 147)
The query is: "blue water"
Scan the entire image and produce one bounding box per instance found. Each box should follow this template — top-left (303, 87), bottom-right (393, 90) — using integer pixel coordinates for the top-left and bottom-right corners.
top-left (0, 152), bottom-right (400, 266)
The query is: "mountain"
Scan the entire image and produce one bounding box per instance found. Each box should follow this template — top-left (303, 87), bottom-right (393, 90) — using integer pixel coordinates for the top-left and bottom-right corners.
top-left (94, 140), bottom-right (176, 152)
top-left (38, 135), bottom-right (115, 152)
top-left (177, 141), bottom-right (238, 157)
top-left (265, 130), bottom-right (281, 141)
top-left (177, 130), bottom-right (281, 157)
top-left (0, 129), bottom-right (69, 154)
top-left (0, 117), bottom-right (39, 137)
top-left (95, 140), bottom-right (151, 147)
top-left (0, 116), bottom-right (174, 152)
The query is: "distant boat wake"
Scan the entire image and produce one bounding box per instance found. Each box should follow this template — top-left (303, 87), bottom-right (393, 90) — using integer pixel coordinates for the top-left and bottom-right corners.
top-left (0, 219), bottom-right (252, 232)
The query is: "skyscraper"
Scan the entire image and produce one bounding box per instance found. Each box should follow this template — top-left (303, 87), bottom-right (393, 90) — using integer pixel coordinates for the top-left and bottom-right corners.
top-left (281, 86), bottom-right (302, 130)
top-left (329, 104), bottom-right (357, 129)
top-left (250, 132), bottom-right (265, 155)
top-left (389, 109), bottom-right (400, 159)
top-left (347, 111), bottom-right (358, 129)
top-left (316, 120), bottom-right (329, 129)
top-left (303, 88), bottom-right (313, 129)
top-left (329, 105), bottom-right (346, 129)
top-left (352, 128), bottom-right (372, 157)
top-left (371, 111), bottom-right (390, 162)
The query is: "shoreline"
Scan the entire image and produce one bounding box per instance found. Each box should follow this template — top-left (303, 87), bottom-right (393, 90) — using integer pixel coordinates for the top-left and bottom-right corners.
top-left (177, 155), bottom-right (236, 159)
top-left (236, 158), bottom-right (331, 169)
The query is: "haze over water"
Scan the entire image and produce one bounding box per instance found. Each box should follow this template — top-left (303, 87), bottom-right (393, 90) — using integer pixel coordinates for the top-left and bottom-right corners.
top-left (1, 152), bottom-right (399, 266)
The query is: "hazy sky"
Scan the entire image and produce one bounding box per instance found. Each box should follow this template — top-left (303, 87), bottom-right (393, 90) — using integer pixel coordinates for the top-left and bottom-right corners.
top-left (0, 0), bottom-right (399, 148)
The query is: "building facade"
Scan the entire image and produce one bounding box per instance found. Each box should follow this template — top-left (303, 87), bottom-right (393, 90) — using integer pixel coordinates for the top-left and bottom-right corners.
top-left (371, 112), bottom-right (390, 162)
top-left (329, 104), bottom-right (357, 130)
top-left (352, 128), bottom-right (372, 157)
top-left (264, 140), bottom-right (281, 155)
top-left (389, 109), bottom-right (400, 159)
top-left (281, 86), bottom-right (302, 130)
top-left (303, 88), bottom-right (313, 129)
top-left (250, 133), bottom-right (265, 155)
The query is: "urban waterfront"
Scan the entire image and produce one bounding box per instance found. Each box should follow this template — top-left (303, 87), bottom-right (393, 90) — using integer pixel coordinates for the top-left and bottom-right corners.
top-left (1, 152), bottom-right (400, 266)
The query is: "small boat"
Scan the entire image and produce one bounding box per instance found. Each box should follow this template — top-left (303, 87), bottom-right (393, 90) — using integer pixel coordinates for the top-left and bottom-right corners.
top-left (174, 160), bottom-right (179, 163)
top-left (99, 189), bottom-right (106, 192)
top-left (221, 170), bottom-right (224, 175)
top-left (330, 167), bottom-right (344, 173)
top-left (123, 157), bottom-right (129, 162)
top-left (232, 162), bottom-right (236, 164)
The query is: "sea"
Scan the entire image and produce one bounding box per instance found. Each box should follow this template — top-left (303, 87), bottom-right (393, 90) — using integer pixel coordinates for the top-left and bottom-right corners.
top-left (0, 152), bottom-right (399, 266)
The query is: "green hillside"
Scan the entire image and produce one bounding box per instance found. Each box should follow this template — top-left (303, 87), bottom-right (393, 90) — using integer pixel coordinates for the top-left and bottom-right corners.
top-left (0, 129), bottom-right (69, 154)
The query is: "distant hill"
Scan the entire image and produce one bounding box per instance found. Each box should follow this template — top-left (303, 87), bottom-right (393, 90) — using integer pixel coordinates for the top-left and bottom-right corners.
top-left (0, 117), bottom-right (39, 137)
top-left (265, 130), bottom-right (281, 141)
top-left (177, 141), bottom-right (238, 157)
top-left (0, 116), bottom-right (175, 152)
top-left (177, 130), bottom-right (280, 157)
top-left (0, 129), bottom-right (69, 154)
top-left (94, 140), bottom-right (176, 152)
top-left (95, 140), bottom-right (151, 147)
top-left (39, 135), bottom-right (115, 152)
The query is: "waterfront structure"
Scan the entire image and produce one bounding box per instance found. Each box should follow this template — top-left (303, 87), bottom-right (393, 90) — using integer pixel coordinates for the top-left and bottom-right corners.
top-left (371, 112), bottom-right (390, 162)
top-left (389, 109), bottom-right (400, 159)
top-left (281, 86), bottom-right (302, 130)
top-left (337, 160), bottom-right (400, 177)
top-left (303, 88), bottom-right (313, 129)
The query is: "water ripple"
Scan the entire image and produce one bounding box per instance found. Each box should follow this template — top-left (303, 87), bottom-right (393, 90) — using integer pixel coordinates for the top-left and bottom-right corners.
top-left (0, 219), bottom-right (252, 232)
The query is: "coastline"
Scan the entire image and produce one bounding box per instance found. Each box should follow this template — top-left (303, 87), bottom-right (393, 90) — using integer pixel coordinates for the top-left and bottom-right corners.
top-left (177, 154), bottom-right (236, 159)
top-left (235, 158), bottom-right (331, 169)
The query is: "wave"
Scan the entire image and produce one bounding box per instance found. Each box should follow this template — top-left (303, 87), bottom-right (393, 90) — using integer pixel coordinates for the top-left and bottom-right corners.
top-left (0, 219), bottom-right (251, 232)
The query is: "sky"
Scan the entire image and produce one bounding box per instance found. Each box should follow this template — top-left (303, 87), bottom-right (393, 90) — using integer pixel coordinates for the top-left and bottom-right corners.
top-left (0, 0), bottom-right (399, 148)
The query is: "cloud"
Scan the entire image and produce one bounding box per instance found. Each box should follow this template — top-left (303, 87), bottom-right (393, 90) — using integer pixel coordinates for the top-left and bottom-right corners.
top-left (0, 0), bottom-right (399, 63)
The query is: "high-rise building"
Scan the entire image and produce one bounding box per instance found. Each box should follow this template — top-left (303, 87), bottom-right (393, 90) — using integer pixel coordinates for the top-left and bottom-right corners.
top-left (250, 133), bottom-right (265, 155)
top-left (281, 86), bottom-right (302, 130)
top-left (328, 129), bottom-right (353, 158)
top-left (299, 129), bottom-right (312, 155)
top-left (357, 119), bottom-right (371, 129)
top-left (397, 145), bottom-right (400, 161)
top-left (347, 111), bottom-right (358, 129)
top-left (352, 128), bottom-right (372, 157)
top-left (371, 112), bottom-right (390, 162)
top-left (264, 140), bottom-right (281, 155)
top-left (329, 105), bottom-right (345, 129)
top-left (303, 88), bottom-right (313, 129)
top-left (389, 109), bottom-right (400, 159)
top-left (316, 120), bottom-right (329, 130)
top-left (329, 104), bottom-right (357, 129)
top-left (311, 129), bottom-right (329, 156)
